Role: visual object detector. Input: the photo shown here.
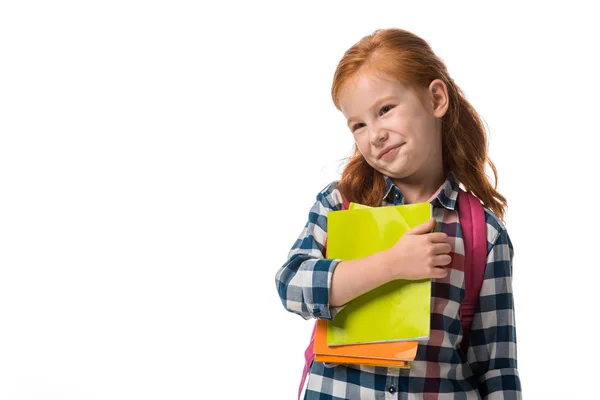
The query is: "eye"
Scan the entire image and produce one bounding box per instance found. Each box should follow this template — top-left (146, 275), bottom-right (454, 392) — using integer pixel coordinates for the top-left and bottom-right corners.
top-left (379, 105), bottom-right (394, 115)
top-left (352, 122), bottom-right (366, 132)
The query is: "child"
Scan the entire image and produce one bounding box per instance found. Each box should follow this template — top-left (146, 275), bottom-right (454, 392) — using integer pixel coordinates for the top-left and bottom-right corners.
top-left (275, 28), bottom-right (521, 399)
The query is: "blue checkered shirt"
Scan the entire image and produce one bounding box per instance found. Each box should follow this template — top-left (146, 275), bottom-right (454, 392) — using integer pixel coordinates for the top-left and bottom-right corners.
top-left (275, 173), bottom-right (521, 399)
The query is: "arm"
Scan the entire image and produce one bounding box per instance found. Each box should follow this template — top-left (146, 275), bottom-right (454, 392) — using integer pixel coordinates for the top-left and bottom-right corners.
top-left (468, 227), bottom-right (521, 399)
top-left (274, 183), bottom-right (393, 320)
top-left (274, 182), bottom-right (344, 320)
top-left (330, 251), bottom-right (393, 307)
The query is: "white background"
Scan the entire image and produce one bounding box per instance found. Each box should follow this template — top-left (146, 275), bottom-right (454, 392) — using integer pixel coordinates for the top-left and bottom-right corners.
top-left (1, 1), bottom-right (598, 399)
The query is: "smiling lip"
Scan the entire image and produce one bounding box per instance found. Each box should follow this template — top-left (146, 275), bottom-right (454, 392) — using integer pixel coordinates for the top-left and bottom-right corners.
top-left (379, 144), bottom-right (403, 159)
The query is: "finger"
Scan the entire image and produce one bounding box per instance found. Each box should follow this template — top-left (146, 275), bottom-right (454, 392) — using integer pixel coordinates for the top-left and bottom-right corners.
top-left (430, 267), bottom-right (448, 279)
top-left (432, 243), bottom-right (452, 255)
top-left (406, 218), bottom-right (436, 235)
top-left (433, 254), bottom-right (452, 267)
top-left (427, 232), bottom-right (449, 243)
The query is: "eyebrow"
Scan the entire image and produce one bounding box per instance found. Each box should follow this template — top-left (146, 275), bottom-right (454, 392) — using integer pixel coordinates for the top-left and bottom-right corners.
top-left (346, 95), bottom-right (397, 128)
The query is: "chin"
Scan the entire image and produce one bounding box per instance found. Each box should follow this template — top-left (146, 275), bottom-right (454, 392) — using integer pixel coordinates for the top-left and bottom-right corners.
top-left (383, 164), bottom-right (412, 179)
top-left (386, 166), bottom-right (419, 181)
top-left (387, 173), bottom-right (410, 180)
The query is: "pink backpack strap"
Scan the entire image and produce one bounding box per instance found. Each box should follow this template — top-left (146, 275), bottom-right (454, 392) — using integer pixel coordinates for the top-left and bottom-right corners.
top-left (342, 198), bottom-right (350, 210)
top-left (298, 324), bottom-right (317, 399)
top-left (457, 189), bottom-right (487, 355)
top-left (298, 197), bottom-right (349, 399)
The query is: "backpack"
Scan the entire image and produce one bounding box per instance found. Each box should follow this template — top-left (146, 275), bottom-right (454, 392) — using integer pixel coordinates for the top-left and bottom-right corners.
top-left (298, 189), bottom-right (487, 399)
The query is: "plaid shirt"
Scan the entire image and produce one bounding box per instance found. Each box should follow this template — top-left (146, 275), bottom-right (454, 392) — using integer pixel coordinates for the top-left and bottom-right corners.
top-left (275, 173), bottom-right (521, 399)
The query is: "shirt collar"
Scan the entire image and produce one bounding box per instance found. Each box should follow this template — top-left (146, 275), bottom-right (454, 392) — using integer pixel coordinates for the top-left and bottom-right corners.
top-left (382, 172), bottom-right (459, 210)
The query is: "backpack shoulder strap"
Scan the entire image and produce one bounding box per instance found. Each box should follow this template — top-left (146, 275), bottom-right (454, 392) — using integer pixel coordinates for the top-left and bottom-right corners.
top-left (457, 189), bottom-right (487, 355)
top-left (342, 197), bottom-right (350, 210)
top-left (298, 198), bottom-right (349, 399)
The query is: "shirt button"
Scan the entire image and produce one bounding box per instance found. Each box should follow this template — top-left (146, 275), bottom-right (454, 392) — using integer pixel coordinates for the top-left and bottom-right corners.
top-left (388, 385), bottom-right (396, 394)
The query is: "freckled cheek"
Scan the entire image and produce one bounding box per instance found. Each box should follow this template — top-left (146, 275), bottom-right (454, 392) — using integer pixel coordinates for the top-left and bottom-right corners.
top-left (400, 122), bottom-right (424, 143)
top-left (354, 141), bottom-right (372, 159)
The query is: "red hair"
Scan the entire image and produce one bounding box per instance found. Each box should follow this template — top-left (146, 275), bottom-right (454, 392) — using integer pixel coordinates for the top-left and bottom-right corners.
top-left (331, 28), bottom-right (507, 220)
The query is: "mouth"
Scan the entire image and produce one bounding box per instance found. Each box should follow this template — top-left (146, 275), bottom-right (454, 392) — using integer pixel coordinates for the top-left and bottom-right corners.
top-left (378, 144), bottom-right (403, 159)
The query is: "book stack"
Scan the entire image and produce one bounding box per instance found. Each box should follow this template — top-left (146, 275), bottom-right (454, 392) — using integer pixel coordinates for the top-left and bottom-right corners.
top-left (314, 202), bottom-right (433, 368)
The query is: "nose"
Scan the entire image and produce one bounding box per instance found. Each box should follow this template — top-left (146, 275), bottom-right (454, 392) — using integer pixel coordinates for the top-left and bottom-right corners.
top-left (368, 121), bottom-right (388, 145)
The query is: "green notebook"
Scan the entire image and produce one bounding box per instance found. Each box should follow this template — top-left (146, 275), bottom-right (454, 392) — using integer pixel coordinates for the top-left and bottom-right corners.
top-left (326, 202), bottom-right (432, 346)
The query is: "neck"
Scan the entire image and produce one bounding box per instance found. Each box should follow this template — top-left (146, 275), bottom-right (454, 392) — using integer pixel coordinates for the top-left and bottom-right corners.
top-left (392, 167), bottom-right (447, 204)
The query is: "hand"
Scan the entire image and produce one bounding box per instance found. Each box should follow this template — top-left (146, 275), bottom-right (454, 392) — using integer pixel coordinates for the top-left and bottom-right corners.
top-left (382, 218), bottom-right (452, 280)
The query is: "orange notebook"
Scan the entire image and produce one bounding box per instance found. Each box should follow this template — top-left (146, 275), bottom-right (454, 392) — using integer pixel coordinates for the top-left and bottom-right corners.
top-left (314, 319), bottom-right (419, 366)
top-left (315, 354), bottom-right (410, 368)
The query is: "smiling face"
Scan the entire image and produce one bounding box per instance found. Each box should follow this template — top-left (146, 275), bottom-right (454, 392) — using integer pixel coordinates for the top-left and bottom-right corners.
top-left (339, 71), bottom-right (448, 186)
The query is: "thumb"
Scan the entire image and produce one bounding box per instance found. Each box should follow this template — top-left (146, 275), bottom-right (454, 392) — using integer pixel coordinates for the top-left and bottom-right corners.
top-left (407, 218), bottom-right (436, 235)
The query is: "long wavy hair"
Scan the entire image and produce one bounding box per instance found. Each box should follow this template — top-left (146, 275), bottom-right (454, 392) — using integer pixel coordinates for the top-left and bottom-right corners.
top-left (332, 28), bottom-right (507, 220)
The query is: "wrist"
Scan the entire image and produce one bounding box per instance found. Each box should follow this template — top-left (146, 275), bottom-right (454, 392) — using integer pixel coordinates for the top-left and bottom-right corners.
top-left (374, 249), bottom-right (397, 282)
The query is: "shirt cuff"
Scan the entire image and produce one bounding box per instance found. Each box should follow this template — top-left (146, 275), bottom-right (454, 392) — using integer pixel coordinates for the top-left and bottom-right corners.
top-left (301, 258), bottom-right (346, 320)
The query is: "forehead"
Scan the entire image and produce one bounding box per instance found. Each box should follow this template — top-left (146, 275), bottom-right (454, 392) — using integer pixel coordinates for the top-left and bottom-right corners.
top-left (339, 72), bottom-right (409, 117)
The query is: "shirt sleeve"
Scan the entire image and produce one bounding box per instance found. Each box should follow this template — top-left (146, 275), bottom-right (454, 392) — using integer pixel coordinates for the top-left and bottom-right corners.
top-left (274, 182), bottom-right (347, 321)
top-left (468, 226), bottom-right (522, 399)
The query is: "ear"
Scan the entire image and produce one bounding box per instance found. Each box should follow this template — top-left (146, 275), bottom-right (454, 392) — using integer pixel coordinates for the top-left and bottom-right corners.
top-left (428, 79), bottom-right (449, 119)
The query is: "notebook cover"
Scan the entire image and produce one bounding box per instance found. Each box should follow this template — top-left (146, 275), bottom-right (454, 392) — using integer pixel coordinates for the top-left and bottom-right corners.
top-left (326, 202), bottom-right (431, 346)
